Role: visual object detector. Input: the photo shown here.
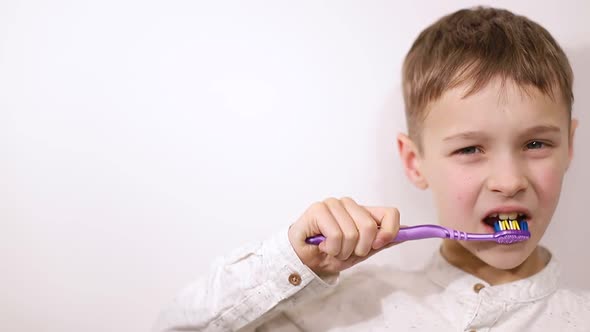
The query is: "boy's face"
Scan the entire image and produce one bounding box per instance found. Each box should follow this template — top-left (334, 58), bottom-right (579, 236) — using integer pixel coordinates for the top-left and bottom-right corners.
top-left (400, 78), bottom-right (575, 270)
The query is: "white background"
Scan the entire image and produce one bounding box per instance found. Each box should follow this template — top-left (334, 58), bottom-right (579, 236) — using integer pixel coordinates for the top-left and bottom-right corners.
top-left (1, 1), bottom-right (588, 331)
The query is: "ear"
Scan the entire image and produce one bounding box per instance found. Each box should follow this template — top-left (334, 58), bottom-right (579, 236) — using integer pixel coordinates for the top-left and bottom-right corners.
top-left (567, 118), bottom-right (578, 170)
top-left (397, 133), bottom-right (428, 189)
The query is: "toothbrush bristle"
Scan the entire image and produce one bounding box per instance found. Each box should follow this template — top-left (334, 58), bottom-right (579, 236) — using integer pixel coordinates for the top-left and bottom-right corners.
top-left (493, 220), bottom-right (530, 244)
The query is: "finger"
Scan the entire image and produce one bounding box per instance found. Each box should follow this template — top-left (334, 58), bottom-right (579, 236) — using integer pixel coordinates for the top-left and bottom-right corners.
top-left (308, 202), bottom-right (342, 257)
top-left (364, 207), bottom-right (400, 250)
top-left (324, 198), bottom-right (358, 260)
top-left (363, 206), bottom-right (400, 227)
top-left (344, 241), bottom-right (400, 267)
top-left (341, 197), bottom-right (379, 257)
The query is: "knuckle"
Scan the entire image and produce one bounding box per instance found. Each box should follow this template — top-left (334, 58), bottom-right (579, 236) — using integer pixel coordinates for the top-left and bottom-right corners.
top-left (309, 201), bottom-right (326, 214)
top-left (343, 230), bottom-right (359, 241)
top-left (323, 197), bottom-right (339, 205)
top-left (340, 196), bottom-right (355, 204)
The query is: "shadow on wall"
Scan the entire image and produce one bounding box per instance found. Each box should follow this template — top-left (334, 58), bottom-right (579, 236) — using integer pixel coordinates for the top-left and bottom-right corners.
top-left (373, 46), bottom-right (590, 288)
top-left (543, 46), bottom-right (590, 289)
top-left (372, 81), bottom-right (440, 270)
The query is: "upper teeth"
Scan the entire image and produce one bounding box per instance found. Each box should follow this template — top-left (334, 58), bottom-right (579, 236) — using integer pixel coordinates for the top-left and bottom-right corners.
top-left (493, 212), bottom-right (524, 220)
top-left (501, 213), bottom-right (515, 220)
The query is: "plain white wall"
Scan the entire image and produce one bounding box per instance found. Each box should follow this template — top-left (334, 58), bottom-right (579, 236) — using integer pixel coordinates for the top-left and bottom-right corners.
top-left (1, 1), bottom-right (588, 331)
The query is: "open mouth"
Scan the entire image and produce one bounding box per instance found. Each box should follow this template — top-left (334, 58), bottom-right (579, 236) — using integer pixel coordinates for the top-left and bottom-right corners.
top-left (482, 212), bottom-right (530, 228)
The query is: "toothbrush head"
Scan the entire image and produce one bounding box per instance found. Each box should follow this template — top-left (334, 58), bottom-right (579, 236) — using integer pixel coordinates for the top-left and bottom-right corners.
top-left (492, 220), bottom-right (530, 244)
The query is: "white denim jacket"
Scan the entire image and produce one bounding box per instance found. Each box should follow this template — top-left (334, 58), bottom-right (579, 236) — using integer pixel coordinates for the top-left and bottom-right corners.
top-left (154, 228), bottom-right (590, 332)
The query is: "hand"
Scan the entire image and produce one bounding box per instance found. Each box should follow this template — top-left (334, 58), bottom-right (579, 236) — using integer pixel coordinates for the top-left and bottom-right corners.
top-left (288, 197), bottom-right (401, 276)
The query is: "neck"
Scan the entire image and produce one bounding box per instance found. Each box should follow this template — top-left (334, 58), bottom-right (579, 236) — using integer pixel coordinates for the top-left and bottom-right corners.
top-left (440, 241), bottom-right (550, 285)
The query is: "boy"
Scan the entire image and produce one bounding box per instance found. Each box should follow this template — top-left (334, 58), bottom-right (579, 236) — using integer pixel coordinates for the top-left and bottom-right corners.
top-left (155, 6), bottom-right (590, 331)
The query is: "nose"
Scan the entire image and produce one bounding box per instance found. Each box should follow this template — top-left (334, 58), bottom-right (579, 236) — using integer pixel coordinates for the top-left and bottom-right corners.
top-left (486, 157), bottom-right (528, 197)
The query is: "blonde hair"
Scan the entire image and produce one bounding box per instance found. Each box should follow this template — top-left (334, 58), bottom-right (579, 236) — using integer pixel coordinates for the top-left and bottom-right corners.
top-left (402, 7), bottom-right (573, 146)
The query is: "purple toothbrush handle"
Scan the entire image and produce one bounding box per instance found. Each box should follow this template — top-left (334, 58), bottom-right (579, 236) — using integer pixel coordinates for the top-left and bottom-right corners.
top-left (393, 225), bottom-right (452, 241)
top-left (304, 224), bottom-right (529, 245)
top-left (305, 235), bottom-right (327, 245)
top-left (305, 225), bottom-right (451, 245)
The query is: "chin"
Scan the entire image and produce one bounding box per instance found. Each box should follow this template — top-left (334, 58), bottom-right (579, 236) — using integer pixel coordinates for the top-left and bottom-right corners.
top-left (469, 243), bottom-right (534, 270)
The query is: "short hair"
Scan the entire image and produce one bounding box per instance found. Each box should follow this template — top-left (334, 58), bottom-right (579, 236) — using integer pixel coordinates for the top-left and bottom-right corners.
top-left (402, 6), bottom-right (573, 146)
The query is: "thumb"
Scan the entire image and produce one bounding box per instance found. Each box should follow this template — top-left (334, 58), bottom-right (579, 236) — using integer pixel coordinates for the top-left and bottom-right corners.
top-left (371, 240), bottom-right (400, 253)
top-left (371, 223), bottom-right (409, 250)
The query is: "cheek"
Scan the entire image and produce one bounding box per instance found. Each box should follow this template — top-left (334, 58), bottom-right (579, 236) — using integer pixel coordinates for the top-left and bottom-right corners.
top-left (433, 165), bottom-right (481, 220)
top-left (531, 162), bottom-right (566, 204)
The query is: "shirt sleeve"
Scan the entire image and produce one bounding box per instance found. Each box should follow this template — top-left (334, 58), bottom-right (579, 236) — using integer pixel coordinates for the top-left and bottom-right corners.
top-left (152, 227), bottom-right (339, 332)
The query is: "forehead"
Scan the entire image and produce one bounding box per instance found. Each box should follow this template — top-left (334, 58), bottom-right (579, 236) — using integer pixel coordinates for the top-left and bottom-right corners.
top-left (421, 79), bottom-right (569, 139)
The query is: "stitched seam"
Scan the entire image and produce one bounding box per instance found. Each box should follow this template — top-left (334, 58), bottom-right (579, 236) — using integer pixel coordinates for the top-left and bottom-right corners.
top-left (465, 296), bottom-right (483, 328)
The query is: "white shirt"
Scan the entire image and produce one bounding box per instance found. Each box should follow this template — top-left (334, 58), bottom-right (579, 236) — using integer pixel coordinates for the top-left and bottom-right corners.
top-left (154, 228), bottom-right (590, 332)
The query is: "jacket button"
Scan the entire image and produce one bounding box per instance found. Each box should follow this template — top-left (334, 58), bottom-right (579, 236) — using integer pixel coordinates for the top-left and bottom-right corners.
top-left (473, 283), bottom-right (485, 293)
top-left (289, 273), bottom-right (302, 286)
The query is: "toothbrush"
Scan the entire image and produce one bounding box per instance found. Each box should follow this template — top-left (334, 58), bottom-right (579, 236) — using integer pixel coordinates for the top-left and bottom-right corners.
top-left (305, 220), bottom-right (530, 245)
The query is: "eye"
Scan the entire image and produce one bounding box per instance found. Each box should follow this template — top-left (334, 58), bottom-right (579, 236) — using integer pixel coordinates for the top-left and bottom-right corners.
top-left (525, 141), bottom-right (548, 150)
top-left (455, 146), bottom-right (482, 155)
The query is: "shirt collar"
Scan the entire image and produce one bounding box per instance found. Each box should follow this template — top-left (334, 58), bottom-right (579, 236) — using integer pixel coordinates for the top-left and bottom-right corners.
top-left (425, 246), bottom-right (560, 303)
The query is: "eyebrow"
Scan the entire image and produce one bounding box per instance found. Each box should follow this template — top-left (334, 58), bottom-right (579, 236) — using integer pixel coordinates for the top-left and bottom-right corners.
top-left (442, 125), bottom-right (562, 142)
top-left (520, 124), bottom-right (561, 137)
top-left (443, 131), bottom-right (488, 142)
